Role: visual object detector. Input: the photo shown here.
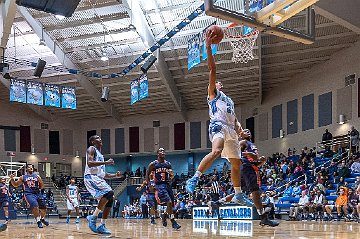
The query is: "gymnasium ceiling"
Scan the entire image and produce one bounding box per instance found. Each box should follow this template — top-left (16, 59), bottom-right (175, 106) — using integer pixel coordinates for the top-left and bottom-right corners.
top-left (0, 0), bottom-right (359, 122)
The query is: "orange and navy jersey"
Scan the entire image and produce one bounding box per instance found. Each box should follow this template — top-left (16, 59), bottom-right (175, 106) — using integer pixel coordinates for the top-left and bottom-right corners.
top-left (153, 160), bottom-right (172, 185)
top-left (23, 174), bottom-right (40, 194)
top-left (241, 140), bottom-right (258, 164)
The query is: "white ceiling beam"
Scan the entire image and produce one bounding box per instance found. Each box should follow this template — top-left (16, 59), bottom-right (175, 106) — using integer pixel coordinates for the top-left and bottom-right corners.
top-left (18, 6), bottom-right (123, 123)
top-left (122, 0), bottom-right (187, 120)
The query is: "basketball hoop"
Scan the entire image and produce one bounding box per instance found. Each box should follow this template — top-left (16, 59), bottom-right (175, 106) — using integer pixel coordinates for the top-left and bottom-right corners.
top-left (225, 24), bottom-right (259, 64)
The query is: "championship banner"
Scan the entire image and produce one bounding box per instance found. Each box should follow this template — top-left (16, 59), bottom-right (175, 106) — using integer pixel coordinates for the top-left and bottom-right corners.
top-left (27, 81), bottom-right (43, 106)
top-left (9, 79), bottom-right (26, 103)
top-left (193, 220), bottom-right (253, 237)
top-left (61, 86), bottom-right (76, 110)
top-left (192, 205), bottom-right (255, 220)
top-left (130, 79), bottom-right (139, 105)
top-left (139, 74), bottom-right (148, 100)
top-left (44, 84), bottom-right (60, 107)
top-left (187, 33), bottom-right (201, 70)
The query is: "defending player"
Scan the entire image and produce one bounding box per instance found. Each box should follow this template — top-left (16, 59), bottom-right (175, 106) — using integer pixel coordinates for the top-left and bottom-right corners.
top-left (85, 135), bottom-right (122, 235)
top-left (209, 130), bottom-right (279, 226)
top-left (146, 148), bottom-right (181, 229)
top-left (0, 177), bottom-right (10, 224)
top-left (137, 172), bottom-right (157, 224)
top-left (9, 164), bottom-right (49, 228)
top-left (66, 177), bottom-right (81, 224)
top-left (185, 27), bottom-right (249, 205)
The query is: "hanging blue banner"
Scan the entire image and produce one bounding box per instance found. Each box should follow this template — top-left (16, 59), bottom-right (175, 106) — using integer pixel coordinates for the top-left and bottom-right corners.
top-left (9, 79), bottom-right (26, 103)
top-left (139, 74), bottom-right (148, 100)
top-left (202, 42), bottom-right (217, 61)
top-left (188, 33), bottom-right (201, 71)
top-left (130, 80), bottom-right (139, 105)
top-left (27, 81), bottom-right (43, 106)
top-left (44, 84), bottom-right (60, 107)
top-left (61, 86), bottom-right (77, 110)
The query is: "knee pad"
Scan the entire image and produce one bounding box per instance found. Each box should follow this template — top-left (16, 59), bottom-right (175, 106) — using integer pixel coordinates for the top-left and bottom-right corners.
top-left (103, 191), bottom-right (114, 200)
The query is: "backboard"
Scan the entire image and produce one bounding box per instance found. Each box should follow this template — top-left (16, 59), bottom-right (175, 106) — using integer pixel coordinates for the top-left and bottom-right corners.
top-left (206, 0), bottom-right (317, 44)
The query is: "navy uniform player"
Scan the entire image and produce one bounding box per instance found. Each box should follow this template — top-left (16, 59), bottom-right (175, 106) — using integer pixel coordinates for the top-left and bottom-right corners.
top-left (66, 177), bottom-right (81, 224)
top-left (9, 164), bottom-right (49, 228)
top-left (146, 148), bottom-right (181, 229)
top-left (0, 177), bottom-right (10, 224)
top-left (137, 172), bottom-right (157, 224)
top-left (209, 130), bottom-right (279, 227)
top-left (85, 135), bottom-right (122, 235)
top-left (186, 28), bottom-right (248, 205)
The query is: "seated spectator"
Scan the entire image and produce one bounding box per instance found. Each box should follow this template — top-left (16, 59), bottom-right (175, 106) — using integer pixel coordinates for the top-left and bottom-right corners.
top-left (337, 161), bottom-right (350, 179)
top-left (323, 146), bottom-right (334, 158)
top-left (354, 176), bottom-right (360, 189)
top-left (336, 177), bottom-right (346, 192)
top-left (350, 157), bottom-right (360, 173)
top-left (261, 192), bottom-right (275, 219)
top-left (309, 190), bottom-right (326, 221)
top-left (283, 183), bottom-right (294, 197)
top-left (347, 188), bottom-right (359, 221)
top-left (293, 182), bottom-right (302, 197)
top-left (289, 190), bottom-right (310, 220)
top-left (324, 187), bottom-right (349, 221)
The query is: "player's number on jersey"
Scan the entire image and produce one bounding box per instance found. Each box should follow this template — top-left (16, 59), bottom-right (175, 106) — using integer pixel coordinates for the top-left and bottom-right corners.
top-left (160, 173), bottom-right (166, 181)
top-left (27, 180), bottom-right (36, 188)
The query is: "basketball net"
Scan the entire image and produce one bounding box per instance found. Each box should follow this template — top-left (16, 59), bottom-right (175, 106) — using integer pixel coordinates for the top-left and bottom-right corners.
top-left (225, 24), bottom-right (259, 64)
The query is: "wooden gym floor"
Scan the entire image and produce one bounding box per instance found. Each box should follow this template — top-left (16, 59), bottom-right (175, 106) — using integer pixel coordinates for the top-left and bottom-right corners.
top-left (1, 218), bottom-right (359, 238)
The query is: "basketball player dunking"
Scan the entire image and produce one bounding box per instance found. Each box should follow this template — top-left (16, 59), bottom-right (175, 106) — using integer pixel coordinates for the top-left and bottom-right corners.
top-left (66, 177), bottom-right (81, 224)
top-left (137, 172), bottom-right (157, 224)
top-left (146, 148), bottom-right (181, 229)
top-left (9, 164), bottom-right (49, 228)
top-left (186, 27), bottom-right (251, 206)
top-left (0, 177), bottom-right (10, 224)
top-left (85, 135), bottom-right (122, 235)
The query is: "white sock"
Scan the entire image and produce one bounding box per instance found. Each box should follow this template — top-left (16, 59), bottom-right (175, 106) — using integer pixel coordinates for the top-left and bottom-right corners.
top-left (194, 171), bottom-right (202, 177)
top-left (234, 187), bottom-right (241, 194)
top-left (36, 216), bottom-right (41, 222)
top-left (219, 198), bottom-right (226, 203)
top-left (100, 218), bottom-right (106, 225)
top-left (77, 216), bottom-right (80, 219)
top-left (93, 208), bottom-right (101, 217)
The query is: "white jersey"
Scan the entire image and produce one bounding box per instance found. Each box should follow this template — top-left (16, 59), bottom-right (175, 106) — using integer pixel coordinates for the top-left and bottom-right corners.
top-left (68, 184), bottom-right (77, 198)
top-left (208, 90), bottom-right (236, 127)
top-left (84, 146), bottom-right (106, 178)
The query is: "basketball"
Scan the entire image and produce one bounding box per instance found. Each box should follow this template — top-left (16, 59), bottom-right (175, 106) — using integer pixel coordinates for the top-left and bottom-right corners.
top-left (207, 25), bottom-right (224, 44)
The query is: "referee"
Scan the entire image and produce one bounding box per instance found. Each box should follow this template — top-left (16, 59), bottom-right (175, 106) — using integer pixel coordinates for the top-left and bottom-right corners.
top-left (207, 175), bottom-right (220, 201)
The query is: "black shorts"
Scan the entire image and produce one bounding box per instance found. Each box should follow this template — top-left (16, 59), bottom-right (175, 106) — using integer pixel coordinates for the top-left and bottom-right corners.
top-left (240, 163), bottom-right (260, 193)
top-left (209, 193), bottom-right (220, 201)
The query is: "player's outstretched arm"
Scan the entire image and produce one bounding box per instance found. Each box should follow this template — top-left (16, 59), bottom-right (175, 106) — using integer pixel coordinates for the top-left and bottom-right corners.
top-left (9, 174), bottom-right (23, 188)
top-left (104, 171), bottom-right (122, 179)
top-left (206, 29), bottom-right (217, 101)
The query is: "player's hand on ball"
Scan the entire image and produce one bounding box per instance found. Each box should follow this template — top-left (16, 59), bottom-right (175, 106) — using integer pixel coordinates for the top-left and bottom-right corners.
top-left (206, 30), bottom-right (217, 47)
top-left (106, 158), bottom-right (114, 165)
